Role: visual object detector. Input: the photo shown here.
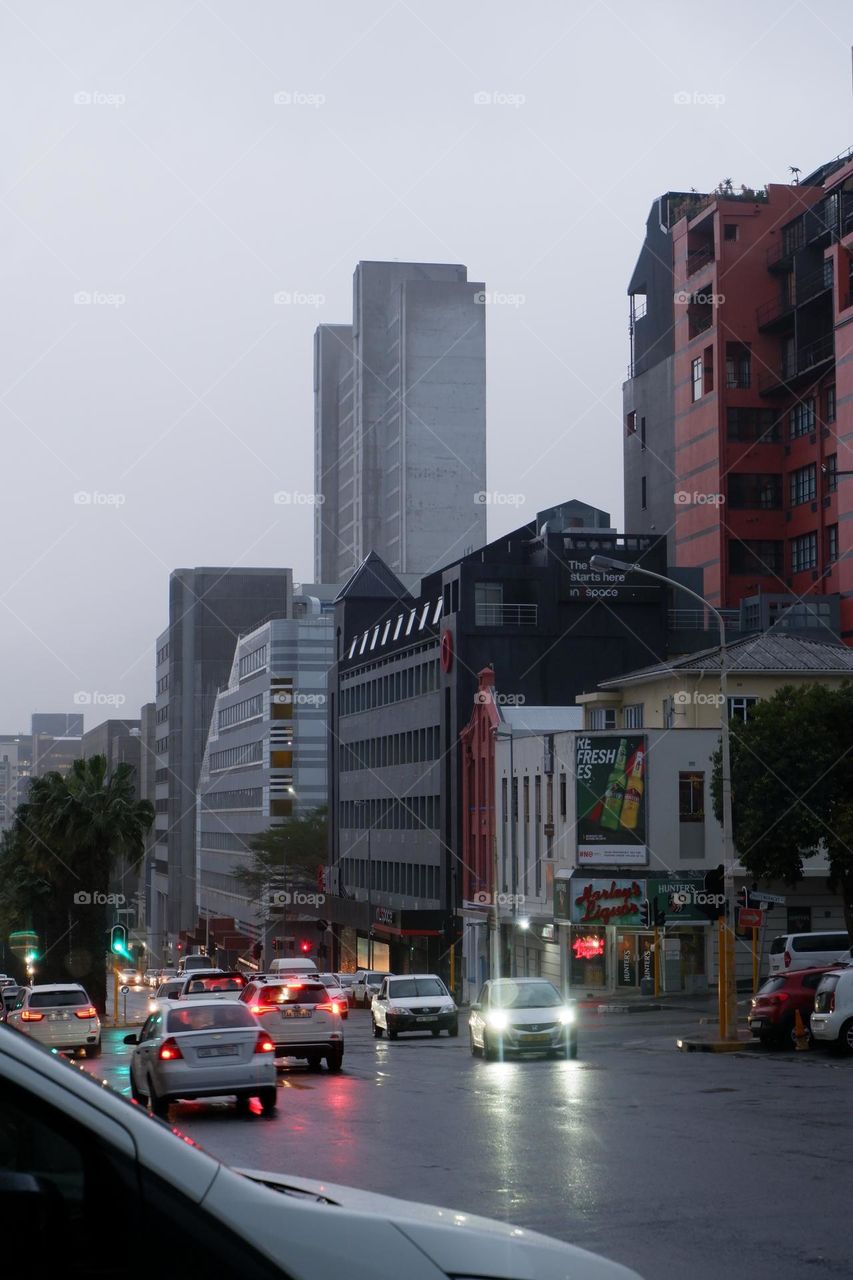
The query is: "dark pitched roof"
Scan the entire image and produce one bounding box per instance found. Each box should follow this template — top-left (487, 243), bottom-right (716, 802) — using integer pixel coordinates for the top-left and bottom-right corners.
top-left (599, 633), bottom-right (853, 688)
top-left (336, 552), bottom-right (412, 605)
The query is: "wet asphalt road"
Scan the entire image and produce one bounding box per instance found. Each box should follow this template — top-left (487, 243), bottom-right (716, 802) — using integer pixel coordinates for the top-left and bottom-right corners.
top-left (89, 1005), bottom-right (853, 1280)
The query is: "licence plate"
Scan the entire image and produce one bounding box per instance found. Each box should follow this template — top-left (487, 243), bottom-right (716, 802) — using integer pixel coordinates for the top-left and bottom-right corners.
top-left (522, 1032), bottom-right (550, 1043)
top-left (49, 1012), bottom-right (69, 1021)
top-left (197, 1044), bottom-right (239, 1058)
top-left (748, 1019), bottom-right (764, 1029)
top-left (416, 1016), bottom-right (437, 1023)
top-left (283, 1008), bottom-right (312, 1019)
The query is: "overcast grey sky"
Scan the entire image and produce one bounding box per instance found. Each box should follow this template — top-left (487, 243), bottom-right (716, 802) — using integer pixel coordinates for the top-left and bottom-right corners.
top-left (1, 0), bottom-right (851, 730)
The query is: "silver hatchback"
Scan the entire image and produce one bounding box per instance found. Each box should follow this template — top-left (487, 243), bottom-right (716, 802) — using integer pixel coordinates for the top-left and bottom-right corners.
top-left (125, 998), bottom-right (277, 1117)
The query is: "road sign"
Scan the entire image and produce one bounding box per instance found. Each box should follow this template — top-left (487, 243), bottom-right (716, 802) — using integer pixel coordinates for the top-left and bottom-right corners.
top-left (120, 984), bottom-right (130, 994)
top-left (749, 891), bottom-right (786, 906)
top-left (739, 907), bottom-right (763, 929)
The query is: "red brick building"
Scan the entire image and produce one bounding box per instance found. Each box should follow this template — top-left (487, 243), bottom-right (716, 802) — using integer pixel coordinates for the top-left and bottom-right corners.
top-left (625, 148), bottom-right (853, 641)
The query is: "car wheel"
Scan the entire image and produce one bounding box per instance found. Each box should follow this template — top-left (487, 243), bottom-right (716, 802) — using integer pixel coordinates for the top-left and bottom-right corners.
top-left (235, 1095), bottom-right (251, 1115)
top-left (326, 1046), bottom-right (344, 1072)
top-left (130, 1073), bottom-right (147, 1104)
top-left (839, 1018), bottom-right (853, 1054)
top-left (386, 1026), bottom-right (397, 1040)
top-left (85, 1041), bottom-right (101, 1059)
top-left (149, 1079), bottom-right (169, 1119)
top-left (371, 1018), bottom-right (383, 1039)
top-left (469, 1030), bottom-right (481, 1056)
top-left (483, 1033), bottom-right (498, 1061)
top-left (306, 1053), bottom-right (322, 1071)
top-left (447, 1022), bottom-right (459, 1037)
top-left (259, 1088), bottom-right (278, 1115)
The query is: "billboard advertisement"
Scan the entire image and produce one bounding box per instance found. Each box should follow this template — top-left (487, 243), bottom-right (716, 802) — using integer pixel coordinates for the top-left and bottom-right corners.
top-left (575, 735), bottom-right (647, 866)
top-left (554, 871), bottom-right (721, 929)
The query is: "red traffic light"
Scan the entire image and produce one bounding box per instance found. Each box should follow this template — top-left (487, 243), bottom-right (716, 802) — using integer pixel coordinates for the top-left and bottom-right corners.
top-left (299, 940), bottom-right (311, 954)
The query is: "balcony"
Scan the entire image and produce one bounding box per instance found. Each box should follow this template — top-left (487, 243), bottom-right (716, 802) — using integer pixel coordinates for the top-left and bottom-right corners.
top-left (756, 262), bottom-right (832, 330)
top-left (685, 245), bottom-right (715, 278)
top-left (668, 608), bottom-right (742, 633)
top-left (474, 603), bottom-right (539, 628)
top-left (758, 334), bottom-right (835, 395)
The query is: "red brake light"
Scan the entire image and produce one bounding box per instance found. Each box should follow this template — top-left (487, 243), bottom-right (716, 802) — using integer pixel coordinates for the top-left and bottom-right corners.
top-left (74, 1005), bottom-right (98, 1019)
top-left (21, 1009), bottom-right (44, 1022)
top-left (158, 1037), bottom-right (183, 1061)
top-left (784, 951), bottom-right (791, 968)
top-left (255, 1032), bottom-right (275, 1054)
top-left (316, 1002), bottom-right (341, 1015)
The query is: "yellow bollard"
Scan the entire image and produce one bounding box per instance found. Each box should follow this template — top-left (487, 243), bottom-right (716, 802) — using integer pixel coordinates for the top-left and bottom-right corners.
top-left (793, 1008), bottom-right (810, 1051)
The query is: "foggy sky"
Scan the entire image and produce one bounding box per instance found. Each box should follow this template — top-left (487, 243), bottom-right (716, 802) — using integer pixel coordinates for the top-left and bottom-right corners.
top-left (1, 0), bottom-right (851, 730)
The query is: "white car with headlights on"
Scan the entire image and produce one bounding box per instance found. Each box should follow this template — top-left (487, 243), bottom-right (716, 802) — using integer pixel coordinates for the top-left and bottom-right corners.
top-left (468, 977), bottom-right (577, 1060)
top-left (371, 975), bottom-right (458, 1039)
top-left (125, 998), bottom-right (277, 1116)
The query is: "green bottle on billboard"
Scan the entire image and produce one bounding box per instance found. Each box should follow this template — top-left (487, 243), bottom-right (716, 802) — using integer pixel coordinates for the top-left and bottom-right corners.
top-left (600, 738), bottom-right (629, 830)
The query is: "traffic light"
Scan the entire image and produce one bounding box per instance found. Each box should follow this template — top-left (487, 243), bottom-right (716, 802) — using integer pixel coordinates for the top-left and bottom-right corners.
top-left (638, 899), bottom-right (651, 929)
top-left (702, 865), bottom-right (726, 921)
top-left (110, 924), bottom-right (131, 960)
top-left (737, 886), bottom-right (748, 910)
top-left (252, 941), bottom-right (262, 962)
top-left (299, 939), bottom-right (312, 955)
top-left (653, 903), bottom-right (666, 928)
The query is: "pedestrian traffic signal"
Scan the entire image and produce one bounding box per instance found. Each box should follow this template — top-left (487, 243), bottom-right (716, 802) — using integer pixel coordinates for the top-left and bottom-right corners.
top-left (638, 899), bottom-right (651, 929)
top-left (110, 924), bottom-right (131, 960)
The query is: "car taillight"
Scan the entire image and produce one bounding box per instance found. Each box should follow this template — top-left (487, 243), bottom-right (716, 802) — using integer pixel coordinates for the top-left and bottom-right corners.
top-left (784, 951), bottom-right (791, 968)
top-left (74, 1006), bottom-right (97, 1019)
top-left (250, 1004), bottom-right (274, 1014)
top-left (255, 1032), bottom-right (275, 1054)
top-left (20, 1009), bottom-right (44, 1021)
top-left (158, 1037), bottom-right (183, 1061)
top-left (316, 1001), bottom-right (341, 1014)
top-left (827, 993), bottom-right (836, 1012)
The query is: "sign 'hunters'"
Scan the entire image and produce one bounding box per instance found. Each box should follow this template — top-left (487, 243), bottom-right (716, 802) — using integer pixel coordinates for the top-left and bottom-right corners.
top-left (575, 735), bottom-right (648, 867)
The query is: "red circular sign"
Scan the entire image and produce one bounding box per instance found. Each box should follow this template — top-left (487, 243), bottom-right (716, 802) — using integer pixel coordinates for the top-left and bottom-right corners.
top-left (440, 629), bottom-right (453, 673)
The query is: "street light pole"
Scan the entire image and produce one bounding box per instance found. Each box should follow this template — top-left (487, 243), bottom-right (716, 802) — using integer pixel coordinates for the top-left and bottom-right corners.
top-left (589, 554), bottom-right (738, 1041)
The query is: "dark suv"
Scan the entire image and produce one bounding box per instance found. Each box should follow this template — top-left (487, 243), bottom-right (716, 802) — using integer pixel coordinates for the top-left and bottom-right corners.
top-left (749, 966), bottom-right (840, 1047)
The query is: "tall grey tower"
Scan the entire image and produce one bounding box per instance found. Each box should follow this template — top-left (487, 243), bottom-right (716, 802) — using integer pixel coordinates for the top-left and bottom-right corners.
top-left (314, 261), bottom-right (487, 584)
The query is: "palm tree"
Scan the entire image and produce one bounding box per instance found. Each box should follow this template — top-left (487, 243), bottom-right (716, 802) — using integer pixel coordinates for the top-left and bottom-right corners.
top-left (13, 756), bottom-right (153, 1012)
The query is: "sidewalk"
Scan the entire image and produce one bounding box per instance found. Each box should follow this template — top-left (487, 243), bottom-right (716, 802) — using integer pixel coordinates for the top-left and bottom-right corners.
top-left (576, 987), bottom-right (753, 1017)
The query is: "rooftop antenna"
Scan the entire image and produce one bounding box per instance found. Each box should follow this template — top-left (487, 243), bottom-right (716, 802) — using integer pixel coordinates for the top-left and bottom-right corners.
top-left (789, 166), bottom-right (801, 185)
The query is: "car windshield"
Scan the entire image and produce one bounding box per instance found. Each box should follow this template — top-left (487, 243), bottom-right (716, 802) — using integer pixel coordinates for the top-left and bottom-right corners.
top-left (29, 990), bottom-right (88, 1008)
top-left (388, 978), bottom-right (447, 997)
top-left (489, 982), bottom-right (562, 1009)
top-left (336, 975), bottom-right (356, 987)
top-left (167, 1005), bottom-right (256, 1032)
top-left (184, 975), bottom-right (245, 993)
top-left (275, 983), bottom-right (328, 1004)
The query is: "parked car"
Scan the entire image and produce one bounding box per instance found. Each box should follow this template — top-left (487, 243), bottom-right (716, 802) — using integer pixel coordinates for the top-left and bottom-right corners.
top-left (469, 978), bottom-right (577, 1060)
top-left (811, 967), bottom-right (853, 1051)
top-left (371, 975), bottom-right (457, 1039)
top-left (748, 966), bottom-right (838, 1046)
top-left (125, 998), bottom-right (278, 1116)
top-left (768, 931), bottom-right (851, 974)
top-left (148, 978), bottom-right (185, 1014)
top-left (351, 970), bottom-right (388, 1008)
top-left (179, 972), bottom-right (247, 1000)
top-left (316, 973), bottom-right (349, 1017)
top-left (239, 978), bottom-right (344, 1070)
top-left (0, 1023), bottom-right (642, 1279)
top-left (5, 983), bottom-right (101, 1057)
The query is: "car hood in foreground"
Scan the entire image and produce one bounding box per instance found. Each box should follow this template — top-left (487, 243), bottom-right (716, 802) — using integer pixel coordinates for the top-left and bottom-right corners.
top-left (235, 1166), bottom-right (642, 1280)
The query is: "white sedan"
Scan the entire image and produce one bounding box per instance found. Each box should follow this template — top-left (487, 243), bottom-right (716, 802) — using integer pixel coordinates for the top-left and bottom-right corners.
top-left (469, 977), bottom-right (578, 1060)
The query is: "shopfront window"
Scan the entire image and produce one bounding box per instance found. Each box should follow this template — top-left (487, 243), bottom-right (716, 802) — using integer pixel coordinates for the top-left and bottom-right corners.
top-left (570, 928), bottom-right (606, 987)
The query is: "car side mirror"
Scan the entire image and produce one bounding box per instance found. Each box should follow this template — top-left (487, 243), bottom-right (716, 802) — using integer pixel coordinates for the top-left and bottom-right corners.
top-left (123, 1033), bottom-right (138, 1045)
top-left (470, 1002), bottom-right (481, 1011)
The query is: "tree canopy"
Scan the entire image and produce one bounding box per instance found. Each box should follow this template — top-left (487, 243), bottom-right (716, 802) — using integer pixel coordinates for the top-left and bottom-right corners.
top-left (234, 806), bottom-right (328, 900)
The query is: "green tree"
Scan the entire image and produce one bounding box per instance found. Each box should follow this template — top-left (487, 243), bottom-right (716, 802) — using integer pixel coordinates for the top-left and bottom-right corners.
top-left (235, 806), bottom-right (328, 901)
top-left (2, 756), bottom-right (153, 1012)
top-left (711, 682), bottom-right (853, 937)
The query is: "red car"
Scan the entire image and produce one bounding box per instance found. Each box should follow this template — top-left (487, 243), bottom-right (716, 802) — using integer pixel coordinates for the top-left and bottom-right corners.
top-left (749, 966), bottom-right (841, 1047)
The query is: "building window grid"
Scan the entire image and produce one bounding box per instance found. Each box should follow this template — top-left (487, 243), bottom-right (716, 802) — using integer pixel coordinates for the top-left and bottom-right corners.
top-left (827, 524), bottom-right (839, 564)
top-left (623, 704), bottom-right (644, 729)
top-left (238, 644), bottom-right (268, 679)
top-left (209, 740), bottom-right (264, 772)
top-left (789, 398), bottom-right (816, 440)
top-left (789, 464), bottom-right (817, 507)
top-left (791, 531), bottom-right (818, 574)
top-left (825, 454), bottom-right (838, 495)
top-left (218, 693), bottom-right (264, 730)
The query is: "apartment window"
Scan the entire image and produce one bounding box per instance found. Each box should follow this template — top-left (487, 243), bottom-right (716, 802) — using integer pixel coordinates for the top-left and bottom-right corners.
top-left (623, 704), bottom-right (644, 729)
top-left (640, 476), bottom-right (647, 511)
top-left (726, 408), bottom-right (781, 442)
top-left (789, 464), bottom-right (817, 507)
top-left (729, 540), bottom-right (784, 576)
top-left (640, 416), bottom-right (646, 450)
top-left (791, 531), bottom-right (818, 573)
top-left (703, 346), bottom-right (714, 393)
top-left (589, 708), bottom-right (617, 730)
top-left (156, 675), bottom-right (169, 695)
top-left (155, 736), bottom-right (169, 754)
top-left (155, 706), bottom-right (168, 724)
top-left (728, 696), bottom-right (759, 723)
top-left (824, 385), bottom-right (836, 425)
top-left (156, 643), bottom-right (170, 666)
top-left (204, 787), bottom-right (263, 810)
top-left (691, 357), bottom-right (703, 402)
top-left (827, 524), bottom-right (839, 564)
top-left (727, 474), bottom-right (782, 510)
top-left (218, 693), bottom-right (263, 730)
top-left (825, 454), bottom-right (838, 494)
top-left (238, 644), bottom-right (268, 679)
top-left (725, 343), bottom-right (751, 390)
top-left (209, 740), bottom-right (263, 772)
top-left (723, 223), bottom-right (739, 241)
top-left (790, 398), bottom-right (816, 439)
top-left (678, 772), bottom-right (705, 822)
top-left (626, 410), bottom-right (637, 435)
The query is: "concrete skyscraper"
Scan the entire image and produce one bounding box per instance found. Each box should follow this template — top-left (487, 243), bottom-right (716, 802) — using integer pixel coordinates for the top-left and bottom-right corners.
top-left (314, 261), bottom-right (487, 585)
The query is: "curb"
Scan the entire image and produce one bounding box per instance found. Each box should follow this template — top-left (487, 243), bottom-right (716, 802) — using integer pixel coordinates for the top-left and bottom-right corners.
top-left (676, 1037), bottom-right (759, 1053)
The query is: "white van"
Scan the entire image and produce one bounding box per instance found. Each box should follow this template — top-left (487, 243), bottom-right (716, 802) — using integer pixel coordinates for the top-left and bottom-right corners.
top-left (176, 953), bottom-right (214, 976)
top-left (768, 931), bottom-right (851, 974)
top-left (268, 958), bottom-right (319, 978)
